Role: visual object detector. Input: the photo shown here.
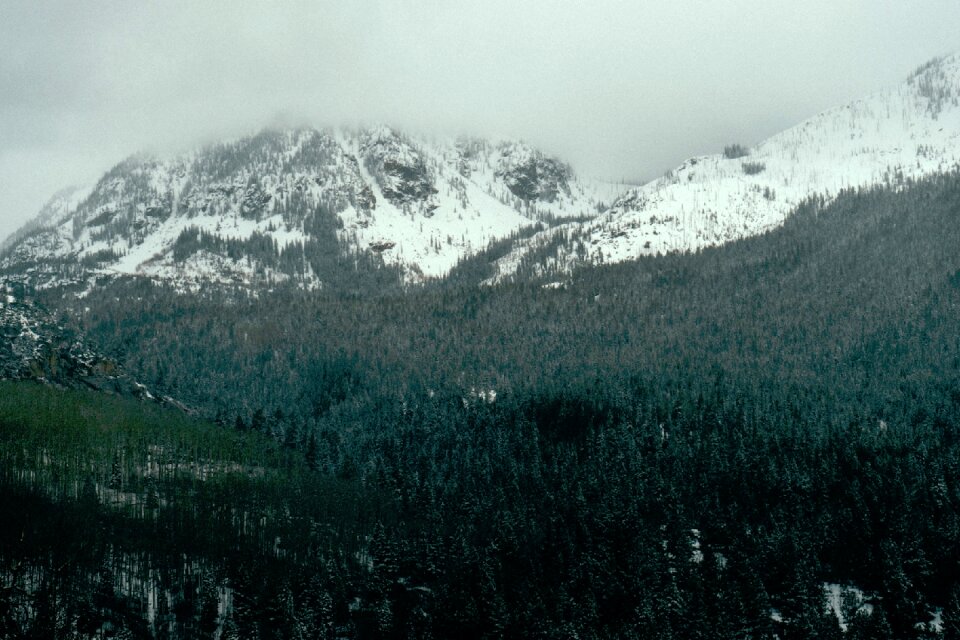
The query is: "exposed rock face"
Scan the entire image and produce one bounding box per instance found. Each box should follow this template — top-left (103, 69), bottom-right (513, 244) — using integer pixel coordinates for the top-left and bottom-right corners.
top-left (368, 241), bottom-right (396, 253)
top-left (495, 143), bottom-right (572, 203)
top-left (382, 159), bottom-right (436, 203)
top-left (0, 281), bottom-right (168, 403)
top-left (360, 128), bottom-right (438, 207)
top-left (0, 126), bottom-right (617, 288)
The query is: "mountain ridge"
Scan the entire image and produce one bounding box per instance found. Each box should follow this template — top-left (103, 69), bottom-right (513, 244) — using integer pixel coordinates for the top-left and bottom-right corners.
top-left (4, 53), bottom-right (960, 292)
top-left (0, 126), bottom-right (621, 291)
top-left (486, 53), bottom-right (960, 282)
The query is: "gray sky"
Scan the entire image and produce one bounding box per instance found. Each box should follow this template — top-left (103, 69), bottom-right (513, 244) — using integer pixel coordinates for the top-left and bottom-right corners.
top-left (2, 0), bottom-right (959, 242)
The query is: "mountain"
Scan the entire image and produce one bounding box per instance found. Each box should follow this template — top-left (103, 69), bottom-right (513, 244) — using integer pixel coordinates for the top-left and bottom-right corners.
top-left (5, 53), bottom-right (960, 640)
top-left (28, 160), bottom-right (960, 639)
top-left (487, 54), bottom-right (960, 281)
top-left (0, 127), bottom-right (620, 291)
top-left (5, 56), bottom-right (960, 293)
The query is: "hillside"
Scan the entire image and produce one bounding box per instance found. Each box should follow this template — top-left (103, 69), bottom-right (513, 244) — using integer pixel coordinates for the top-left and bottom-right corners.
top-left (0, 381), bottom-right (365, 638)
top-left (488, 54), bottom-right (960, 281)
top-left (65, 169), bottom-right (960, 436)
top-left (4, 51), bottom-right (960, 640)
top-left (0, 280), bottom-right (174, 403)
top-left (6, 169), bottom-right (960, 638)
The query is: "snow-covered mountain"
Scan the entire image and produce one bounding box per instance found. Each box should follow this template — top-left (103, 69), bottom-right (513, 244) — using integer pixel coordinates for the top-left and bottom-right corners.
top-left (0, 126), bottom-right (620, 290)
top-left (487, 54), bottom-right (960, 282)
top-left (6, 54), bottom-right (960, 292)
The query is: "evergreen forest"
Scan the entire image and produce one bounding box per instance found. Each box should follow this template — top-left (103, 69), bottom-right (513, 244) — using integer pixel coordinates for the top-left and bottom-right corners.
top-left (3, 172), bottom-right (960, 638)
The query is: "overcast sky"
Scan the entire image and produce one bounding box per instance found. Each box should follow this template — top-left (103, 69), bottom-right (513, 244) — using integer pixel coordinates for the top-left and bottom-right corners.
top-left (1, 0), bottom-right (959, 242)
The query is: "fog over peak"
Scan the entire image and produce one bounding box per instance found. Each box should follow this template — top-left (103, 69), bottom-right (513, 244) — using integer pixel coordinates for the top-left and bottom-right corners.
top-left (1, 0), bottom-right (959, 242)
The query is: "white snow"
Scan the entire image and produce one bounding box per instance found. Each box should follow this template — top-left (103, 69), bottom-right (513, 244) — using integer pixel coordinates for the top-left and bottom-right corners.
top-left (489, 53), bottom-right (960, 281)
top-left (824, 583), bottom-right (873, 631)
top-left (930, 608), bottom-right (944, 633)
top-left (689, 528), bottom-right (703, 563)
top-left (9, 54), bottom-right (960, 289)
top-left (3, 125), bottom-right (625, 288)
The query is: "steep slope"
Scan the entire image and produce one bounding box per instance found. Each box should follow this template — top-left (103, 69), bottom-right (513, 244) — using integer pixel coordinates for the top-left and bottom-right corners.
top-left (0, 127), bottom-right (620, 290)
top-left (0, 184), bottom-right (92, 255)
top-left (0, 280), bottom-right (171, 402)
top-left (45, 170), bottom-right (960, 638)
top-left (489, 54), bottom-right (960, 281)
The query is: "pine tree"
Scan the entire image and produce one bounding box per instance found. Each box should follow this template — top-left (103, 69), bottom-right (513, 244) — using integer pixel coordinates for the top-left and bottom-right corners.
top-left (305, 432), bottom-right (320, 471)
top-left (145, 478), bottom-right (160, 510)
top-left (943, 583), bottom-right (960, 640)
top-left (220, 614), bottom-right (241, 640)
top-left (198, 570), bottom-right (220, 636)
top-left (847, 601), bottom-right (894, 640)
top-left (317, 589), bottom-right (335, 640)
top-left (109, 451), bottom-right (123, 492)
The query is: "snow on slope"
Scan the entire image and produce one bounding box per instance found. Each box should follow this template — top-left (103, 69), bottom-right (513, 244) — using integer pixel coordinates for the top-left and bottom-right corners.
top-left (0, 184), bottom-right (93, 255)
top-left (1, 127), bottom-right (620, 289)
top-left (488, 54), bottom-right (960, 282)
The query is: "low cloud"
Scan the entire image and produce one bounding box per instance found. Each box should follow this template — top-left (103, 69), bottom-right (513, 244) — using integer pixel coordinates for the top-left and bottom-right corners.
top-left (1, 0), bottom-right (959, 240)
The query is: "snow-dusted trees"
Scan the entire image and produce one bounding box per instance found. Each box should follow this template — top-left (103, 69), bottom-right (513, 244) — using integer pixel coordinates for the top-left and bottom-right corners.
top-left (723, 143), bottom-right (751, 159)
top-left (4, 171), bottom-right (960, 636)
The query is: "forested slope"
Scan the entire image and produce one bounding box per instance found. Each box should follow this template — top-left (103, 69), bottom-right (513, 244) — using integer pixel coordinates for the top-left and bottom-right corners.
top-left (3, 171), bottom-right (960, 637)
top-left (69, 170), bottom-right (960, 434)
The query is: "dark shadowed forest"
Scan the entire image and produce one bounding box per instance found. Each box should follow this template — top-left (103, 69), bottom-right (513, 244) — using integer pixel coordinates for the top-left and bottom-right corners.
top-left (3, 172), bottom-right (960, 638)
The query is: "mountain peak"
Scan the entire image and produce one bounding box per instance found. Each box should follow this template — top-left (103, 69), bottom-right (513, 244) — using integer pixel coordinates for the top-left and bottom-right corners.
top-left (484, 53), bottom-right (960, 282)
top-left (0, 126), bottom-right (620, 291)
top-left (6, 54), bottom-right (959, 292)
top-left (905, 53), bottom-right (960, 118)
